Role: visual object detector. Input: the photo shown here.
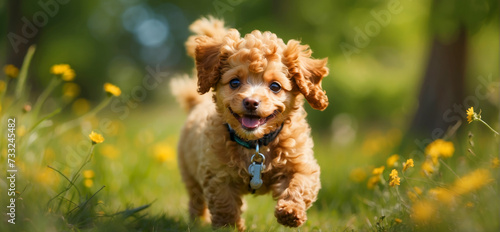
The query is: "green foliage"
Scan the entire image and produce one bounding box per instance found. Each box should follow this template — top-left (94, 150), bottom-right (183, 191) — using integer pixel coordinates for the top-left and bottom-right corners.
top-left (430, 0), bottom-right (499, 37)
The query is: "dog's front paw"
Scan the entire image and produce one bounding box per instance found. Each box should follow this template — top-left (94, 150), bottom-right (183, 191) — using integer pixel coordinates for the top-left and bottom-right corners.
top-left (274, 200), bottom-right (307, 227)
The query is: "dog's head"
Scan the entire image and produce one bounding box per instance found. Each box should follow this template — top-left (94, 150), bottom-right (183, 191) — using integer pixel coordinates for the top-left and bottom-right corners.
top-left (195, 29), bottom-right (329, 141)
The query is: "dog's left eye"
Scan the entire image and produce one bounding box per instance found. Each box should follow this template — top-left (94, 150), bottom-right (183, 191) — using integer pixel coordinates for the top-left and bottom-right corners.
top-left (269, 82), bottom-right (281, 93)
top-left (229, 78), bottom-right (241, 89)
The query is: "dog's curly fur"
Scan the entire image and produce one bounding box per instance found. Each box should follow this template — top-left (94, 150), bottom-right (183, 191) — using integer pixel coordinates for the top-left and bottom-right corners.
top-left (171, 17), bottom-right (329, 231)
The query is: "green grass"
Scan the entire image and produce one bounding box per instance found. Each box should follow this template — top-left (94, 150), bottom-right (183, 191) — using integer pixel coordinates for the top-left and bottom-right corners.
top-left (0, 50), bottom-right (499, 231)
top-left (2, 103), bottom-right (498, 231)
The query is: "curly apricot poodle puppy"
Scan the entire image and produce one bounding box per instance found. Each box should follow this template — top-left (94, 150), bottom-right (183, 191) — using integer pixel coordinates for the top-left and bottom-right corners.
top-left (171, 17), bottom-right (329, 231)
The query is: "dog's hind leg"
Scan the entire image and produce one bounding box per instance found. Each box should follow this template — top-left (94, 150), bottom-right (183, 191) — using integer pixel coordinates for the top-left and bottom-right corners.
top-left (178, 152), bottom-right (210, 223)
top-left (179, 170), bottom-right (211, 223)
top-left (185, 175), bottom-right (211, 223)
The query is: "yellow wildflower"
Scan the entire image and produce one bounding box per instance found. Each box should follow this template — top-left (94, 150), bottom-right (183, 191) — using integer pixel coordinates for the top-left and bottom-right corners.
top-left (372, 166), bottom-right (385, 175)
top-left (491, 157), bottom-right (500, 169)
top-left (466, 107), bottom-right (474, 123)
top-left (394, 218), bottom-right (402, 224)
top-left (349, 168), bottom-right (367, 183)
top-left (430, 155), bottom-right (439, 165)
top-left (389, 177), bottom-right (401, 187)
top-left (72, 98), bottom-right (90, 115)
top-left (439, 141), bottom-right (454, 158)
top-left (403, 158), bottom-right (414, 172)
top-left (389, 169), bottom-right (400, 187)
top-left (4, 64), bottom-right (19, 78)
top-left (407, 191), bottom-right (418, 202)
top-left (421, 159), bottom-right (436, 176)
top-left (429, 187), bottom-right (455, 205)
top-left (17, 125), bottom-right (27, 137)
top-left (50, 64), bottom-right (75, 81)
top-left (50, 64), bottom-right (69, 74)
top-left (104, 83), bottom-right (121, 96)
top-left (83, 170), bottom-right (95, 179)
top-left (407, 186), bottom-right (424, 202)
top-left (465, 202), bottom-right (474, 208)
top-left (453, 169), bottom-right (493, 195)
top-left (83, 169), bottom-right (95, 188)
top-left (367, 176), bottom-right (380, 189)
top-left (62, 82), bottom-right (80, 99)
top-left (62, 69), bottom-right (75, 81)
top-left (425, 139), bottom-right (454, 159)
top-left (412, 200), bottom-right (435, 224)
top-left (153, 143), bottom-right (175, 163)
top-left (84, 179), bottom-right (94, 188)
top-left (89, 131), bottom-right (104, 144)
top-left (425, 142), bottom-right (440, 160)
top-left (386, 154), bottom-right (399, 167)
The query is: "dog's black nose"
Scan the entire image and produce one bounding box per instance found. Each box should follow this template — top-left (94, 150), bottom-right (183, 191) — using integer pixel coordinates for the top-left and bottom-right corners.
top-left (243, 98), bottom-right (260, 111)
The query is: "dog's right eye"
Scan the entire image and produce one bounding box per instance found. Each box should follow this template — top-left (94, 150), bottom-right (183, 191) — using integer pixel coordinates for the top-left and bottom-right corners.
top-left (229, 79), bottom-right (241, 89)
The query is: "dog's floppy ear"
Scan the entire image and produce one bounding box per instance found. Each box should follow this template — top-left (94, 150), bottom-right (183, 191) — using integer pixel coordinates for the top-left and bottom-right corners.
top-left (284, 40), bottom-right (329, 111)
top-left (195, 36), bottom-right (223, 94)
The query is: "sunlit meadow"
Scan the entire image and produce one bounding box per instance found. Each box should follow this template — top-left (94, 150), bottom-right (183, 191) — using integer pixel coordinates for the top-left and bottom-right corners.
top-left (1, 46), bottom-right (499, 232)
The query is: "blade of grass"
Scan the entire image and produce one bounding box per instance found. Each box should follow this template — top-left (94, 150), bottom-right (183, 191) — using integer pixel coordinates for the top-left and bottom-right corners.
top-left (29, 108), bottom-right (61, 133)
top-left (114, 204), bottom-right (152, 218)
top-left (32, 77), bottom-right (62, 118)
top-left (47, 165), bottom-right (82, 209)
top-left (15, 45), bottom-right (36, 99)
top-left (68, 185), bottom-right (106, 215)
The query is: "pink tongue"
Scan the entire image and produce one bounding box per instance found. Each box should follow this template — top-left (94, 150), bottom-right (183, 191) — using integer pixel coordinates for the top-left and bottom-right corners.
top-left (242, 117), bottom-right (261, 129)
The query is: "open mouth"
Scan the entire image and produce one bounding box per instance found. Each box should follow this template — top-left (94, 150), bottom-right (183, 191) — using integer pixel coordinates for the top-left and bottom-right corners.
top-left (229, 107), bottom-right (278, 130)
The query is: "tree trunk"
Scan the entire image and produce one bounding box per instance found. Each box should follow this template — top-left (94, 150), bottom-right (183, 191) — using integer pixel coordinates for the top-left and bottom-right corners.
top-left (6, 0), bottom-right (38, 67)
top-left (408, 27), bottom-right (467, 137)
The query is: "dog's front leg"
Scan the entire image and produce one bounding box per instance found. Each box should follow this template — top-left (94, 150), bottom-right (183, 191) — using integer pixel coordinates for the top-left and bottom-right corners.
top-left (204, 171), bottom-right (245, 231)
top-left (272, 162), bottom-right (321, 227)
